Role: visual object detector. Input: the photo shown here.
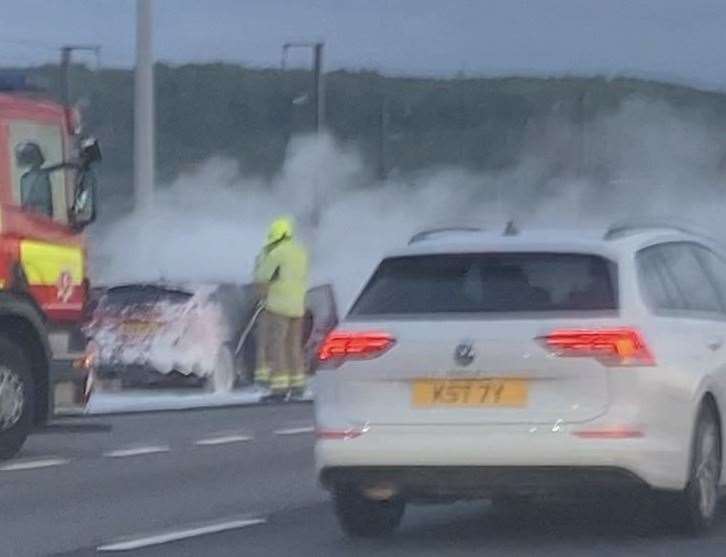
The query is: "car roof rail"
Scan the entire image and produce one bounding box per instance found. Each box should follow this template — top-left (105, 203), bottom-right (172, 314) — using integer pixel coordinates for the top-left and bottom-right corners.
top-left (603, 218), bottom-right (707, 240)
top-left (408, 226), bottom-right (485, 244)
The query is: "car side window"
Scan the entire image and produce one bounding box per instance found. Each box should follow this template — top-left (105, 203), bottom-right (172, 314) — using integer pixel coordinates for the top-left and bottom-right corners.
top-left (657, 243), bottom-right (723, 313)
top-left (692, 245), bottom-right (726, 311)
top-left (637, 246), bottom-right (684, 311)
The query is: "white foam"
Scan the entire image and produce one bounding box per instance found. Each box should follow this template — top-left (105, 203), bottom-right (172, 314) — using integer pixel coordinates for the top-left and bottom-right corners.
top-left (85, 388), bottom-right (264, 414)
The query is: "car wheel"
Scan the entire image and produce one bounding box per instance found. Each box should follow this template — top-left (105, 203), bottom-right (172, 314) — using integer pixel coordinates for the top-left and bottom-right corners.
top-left (209, 344), bottom-right (236, 394)
top-left (659, 401), bottom-right (722, 535)
top-left (0, 335), bottom-right (34, 460)
top-left (333, 485), bottom-right (405, 538)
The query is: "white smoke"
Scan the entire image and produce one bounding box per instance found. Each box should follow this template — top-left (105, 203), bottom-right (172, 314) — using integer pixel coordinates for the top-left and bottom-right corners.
top-left (91, 98), bottom-right (726, 311)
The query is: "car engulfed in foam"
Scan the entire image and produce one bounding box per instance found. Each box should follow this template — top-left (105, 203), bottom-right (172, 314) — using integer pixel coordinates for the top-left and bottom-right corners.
top-left (82, 282), bottom-right (338, 396)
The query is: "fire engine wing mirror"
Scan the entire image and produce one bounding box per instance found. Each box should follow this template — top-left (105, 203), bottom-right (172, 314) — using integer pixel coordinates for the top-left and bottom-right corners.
top-left (70, 168), bottom-right (97, 230)
top-left (79, 137), bottom-right (102, 165)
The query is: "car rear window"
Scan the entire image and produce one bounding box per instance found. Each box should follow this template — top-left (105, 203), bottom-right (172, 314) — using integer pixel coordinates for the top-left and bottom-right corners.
top-left (350, 253), bottom-right (617, 316)
top-left (101, 285), bottom-right (193, 308)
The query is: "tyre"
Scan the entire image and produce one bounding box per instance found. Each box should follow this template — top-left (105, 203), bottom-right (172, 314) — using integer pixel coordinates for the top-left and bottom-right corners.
top-left (658, 401), bottom-right (722, 535)
top-left (333, 485), bottom-right (405, 538)
top-left (208, 344), bottom-right (236, 394)
top-left (0, 335), bottom-right (35, 460)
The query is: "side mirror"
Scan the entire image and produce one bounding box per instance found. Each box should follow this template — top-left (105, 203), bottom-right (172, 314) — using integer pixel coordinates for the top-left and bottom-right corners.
top-left (79, 137), bottom-right (102, 166)
top-left (70, 168), bottom-right (97, 229)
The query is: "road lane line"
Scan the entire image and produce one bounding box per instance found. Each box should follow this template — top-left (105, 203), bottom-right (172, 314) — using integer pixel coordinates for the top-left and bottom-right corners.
top-left (195, 434), bottom-right (253, 446)
top-left (0, 458), bottom-right (69, 472)
top-left (274, 426), bottom-right (315, 436)
top-left (97, 517), bottom-right (266, 552)
top-left (104, 446), bottom-right (170, 458)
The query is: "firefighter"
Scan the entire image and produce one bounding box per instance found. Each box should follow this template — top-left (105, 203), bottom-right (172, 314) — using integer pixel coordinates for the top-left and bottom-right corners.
top-left (254, 216), bottom-right (309, 400)
top-left (16, 142), bottom-right (52, 217)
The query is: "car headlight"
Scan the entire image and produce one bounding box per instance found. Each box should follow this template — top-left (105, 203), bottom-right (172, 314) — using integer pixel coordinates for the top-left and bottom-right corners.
top-left (75, 340), bottom-right (100, 372)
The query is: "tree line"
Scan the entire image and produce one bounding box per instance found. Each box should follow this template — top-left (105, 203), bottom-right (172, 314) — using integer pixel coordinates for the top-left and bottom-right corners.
top-left (17, 63), bottom-right (726, 201)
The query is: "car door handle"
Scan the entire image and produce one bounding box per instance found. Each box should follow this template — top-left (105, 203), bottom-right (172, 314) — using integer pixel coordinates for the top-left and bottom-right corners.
top-left (707, 338), bottom-right (724, 351)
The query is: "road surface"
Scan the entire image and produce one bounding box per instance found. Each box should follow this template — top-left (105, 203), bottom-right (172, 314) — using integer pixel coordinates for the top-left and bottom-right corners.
top-left (2, 403), bottom-right (726, 556)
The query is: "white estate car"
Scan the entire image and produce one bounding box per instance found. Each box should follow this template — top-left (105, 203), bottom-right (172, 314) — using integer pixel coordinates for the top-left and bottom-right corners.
top-left (315, 223), bottom-right (726, 537)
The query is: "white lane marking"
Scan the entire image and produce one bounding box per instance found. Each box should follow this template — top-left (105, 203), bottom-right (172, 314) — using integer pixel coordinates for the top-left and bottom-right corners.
top-left (0, 458), bottom-right (69, 472)
top-left (195, 435), bottom-right (253, 446)
top-left (104, 446), bottom-right (170, 458)
top-left (97, 517), bottom-right (266, 552)
top-left (274, 426), bottom-right (315, 436)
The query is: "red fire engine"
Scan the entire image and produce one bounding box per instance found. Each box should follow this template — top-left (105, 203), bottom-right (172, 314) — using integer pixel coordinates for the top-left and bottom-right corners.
top-left (0, 74), bottom-right (100, 458)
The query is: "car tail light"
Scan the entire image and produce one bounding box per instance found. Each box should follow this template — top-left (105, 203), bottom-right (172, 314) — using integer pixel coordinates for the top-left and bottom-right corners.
top-left (542, 328), bottom-right (655, 366)
top-left (317, 331), bottom-right (395, 365)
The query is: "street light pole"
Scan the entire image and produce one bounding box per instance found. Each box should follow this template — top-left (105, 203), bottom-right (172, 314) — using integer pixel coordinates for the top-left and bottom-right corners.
top-left (60, 47), bottom-right (71, 108)
top-left (280, 41), bottom-right (327, 231)
top-left (281, 41), bottom-right (325, 133)
top-left (312, 42), bottom-right (324, 133)
top-left (59, 44), bottom-right (101, 122)
top-left (134, 0), bottom-right (155, 211)
top-left (378, 96), bottom-right (389, 181)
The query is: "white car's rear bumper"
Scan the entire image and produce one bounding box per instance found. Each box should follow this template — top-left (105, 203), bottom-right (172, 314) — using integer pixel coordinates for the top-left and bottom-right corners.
top-left (316, 424), bottom-right (689, 493)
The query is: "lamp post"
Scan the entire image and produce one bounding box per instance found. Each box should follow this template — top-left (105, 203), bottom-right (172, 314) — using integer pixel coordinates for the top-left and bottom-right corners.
top-left (281, 42), bottom-right (325, 133)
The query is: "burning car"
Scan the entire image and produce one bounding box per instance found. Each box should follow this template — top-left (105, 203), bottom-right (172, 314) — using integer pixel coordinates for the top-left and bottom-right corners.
top-left (82, 282), bottom-right (337, 396)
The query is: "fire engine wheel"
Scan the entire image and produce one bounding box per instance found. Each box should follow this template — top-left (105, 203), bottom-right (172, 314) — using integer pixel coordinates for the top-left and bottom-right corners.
top-left (0, 335), bottom-right (34, 460)
top-left (208, 344), bottom-right (236, 394)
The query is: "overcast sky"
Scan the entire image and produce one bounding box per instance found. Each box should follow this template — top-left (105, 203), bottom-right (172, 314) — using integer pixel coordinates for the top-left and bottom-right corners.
top-left (2, 0), bottom-right (725, 89)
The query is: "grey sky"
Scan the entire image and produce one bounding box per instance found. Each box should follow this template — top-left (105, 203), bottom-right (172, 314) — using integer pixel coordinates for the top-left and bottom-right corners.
top-left (2, 0), bottom-right (725, 89)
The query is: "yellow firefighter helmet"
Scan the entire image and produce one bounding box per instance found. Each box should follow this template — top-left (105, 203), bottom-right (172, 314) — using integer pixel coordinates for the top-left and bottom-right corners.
top-left (267, 216), bottom-right (294, 245)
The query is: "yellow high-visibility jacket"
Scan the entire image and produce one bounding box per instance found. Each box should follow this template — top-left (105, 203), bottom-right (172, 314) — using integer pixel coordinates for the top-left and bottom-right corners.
top-left (254, 239), bottom-right (309, 318)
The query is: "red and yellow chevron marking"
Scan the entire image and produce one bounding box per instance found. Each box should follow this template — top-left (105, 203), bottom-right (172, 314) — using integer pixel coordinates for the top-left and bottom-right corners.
top-left (19, 239), bottom-right (85, 322)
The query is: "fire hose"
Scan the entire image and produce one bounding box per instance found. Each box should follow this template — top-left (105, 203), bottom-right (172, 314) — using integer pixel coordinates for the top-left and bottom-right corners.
top-left (235, 302), bottom-right (265, 356)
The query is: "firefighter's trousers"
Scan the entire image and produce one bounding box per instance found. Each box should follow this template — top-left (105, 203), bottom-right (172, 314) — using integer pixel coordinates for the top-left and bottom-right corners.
top-left (255, 310), bottom-right (305, 394)
top-left (254, 309), bottom-right (270, 385)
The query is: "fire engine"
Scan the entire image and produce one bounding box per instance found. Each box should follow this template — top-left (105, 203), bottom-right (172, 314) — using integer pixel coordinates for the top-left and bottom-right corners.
top-left (0, 74), bottom-right (100, 458)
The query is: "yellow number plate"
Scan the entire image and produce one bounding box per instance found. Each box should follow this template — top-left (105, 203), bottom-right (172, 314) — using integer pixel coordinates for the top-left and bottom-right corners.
top-left (412, 379), bottom-right (528, 408)
top-left (121, 321), bottom-right (159, 336)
